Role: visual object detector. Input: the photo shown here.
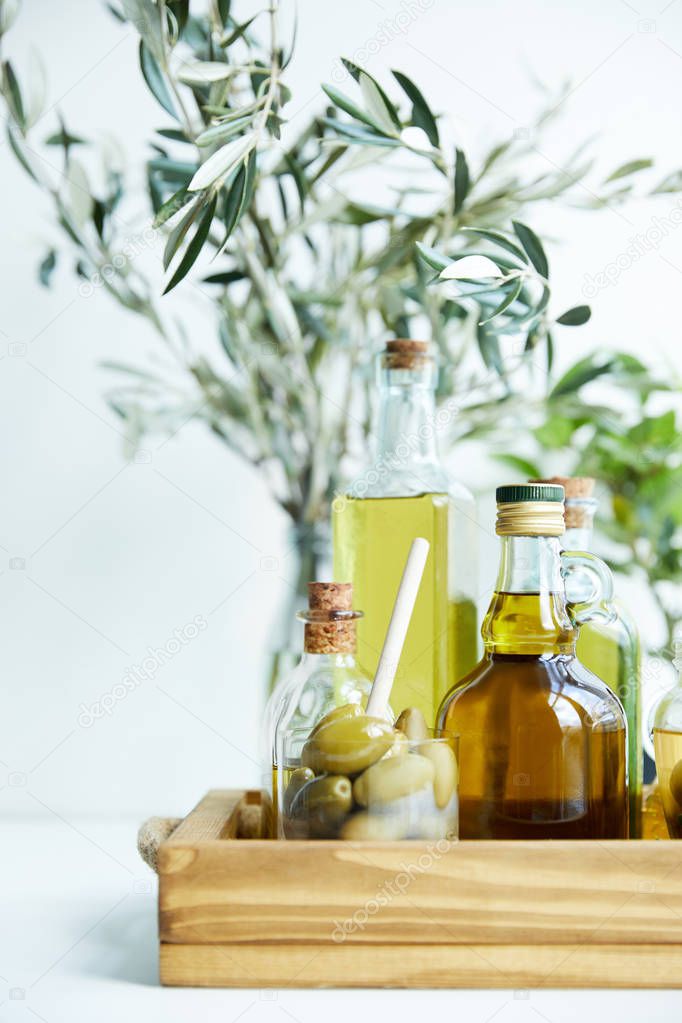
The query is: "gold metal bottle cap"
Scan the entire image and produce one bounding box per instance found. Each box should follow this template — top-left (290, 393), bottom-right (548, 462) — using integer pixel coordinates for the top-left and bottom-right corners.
top-left (495, 483), bottom-right (565, 537)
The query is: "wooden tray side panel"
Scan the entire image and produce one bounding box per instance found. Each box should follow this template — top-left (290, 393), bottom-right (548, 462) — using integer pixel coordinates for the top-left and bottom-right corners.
top-left (160, 942), bottom-right (682, 989)
top-left (159, 836), bottom-right (682, 947)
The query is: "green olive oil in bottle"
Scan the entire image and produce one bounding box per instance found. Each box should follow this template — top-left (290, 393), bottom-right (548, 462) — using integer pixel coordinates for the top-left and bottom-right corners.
top-left (333, 340), bottom-right (478, 726)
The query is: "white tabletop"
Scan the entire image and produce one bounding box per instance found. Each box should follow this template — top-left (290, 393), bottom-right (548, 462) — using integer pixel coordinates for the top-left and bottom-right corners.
top-left (4, 817), bottom-right (682, 1022)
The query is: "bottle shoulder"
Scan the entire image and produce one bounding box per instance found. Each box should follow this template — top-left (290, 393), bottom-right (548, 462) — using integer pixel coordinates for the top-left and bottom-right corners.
top-left (271, 659), bottom-right (373, 737)
top-left (439, 654), bottom-right (626, 731)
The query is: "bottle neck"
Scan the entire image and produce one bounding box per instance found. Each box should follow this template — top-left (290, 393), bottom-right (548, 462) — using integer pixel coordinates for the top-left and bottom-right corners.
top-left (563, 525), bottom-right (593, 549)
top-left (482, 535), bottom-right (576, 655)
top-left (298, 651), bottom-right (358, 670)
top-left (371, 365), bottom-right (447, 495)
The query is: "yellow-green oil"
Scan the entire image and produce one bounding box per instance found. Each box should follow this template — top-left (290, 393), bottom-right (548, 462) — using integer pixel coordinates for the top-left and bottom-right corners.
top-left (333, 493), bottom-right (478, 726)
top-left (577, 607), bottom-right (642, 837)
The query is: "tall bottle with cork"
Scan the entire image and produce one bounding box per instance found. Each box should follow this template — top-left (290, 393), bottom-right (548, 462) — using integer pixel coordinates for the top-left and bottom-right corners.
top-left (438, 484), bottom-right (628, 840)
top-left (534, 476), bottom-right (642, 836)
top-left (333, 339), bottom-right (478, 726)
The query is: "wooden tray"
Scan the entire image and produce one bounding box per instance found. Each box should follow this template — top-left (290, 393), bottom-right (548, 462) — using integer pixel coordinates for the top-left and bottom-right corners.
top-left (157, 789), bottom-right (682, 989)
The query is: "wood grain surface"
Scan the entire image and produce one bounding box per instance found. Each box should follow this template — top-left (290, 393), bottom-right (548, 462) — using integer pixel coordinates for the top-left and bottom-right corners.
top-left (156, 790), bottom-right (682, 988)
top-left (160, 942), bottom-right (682, 988)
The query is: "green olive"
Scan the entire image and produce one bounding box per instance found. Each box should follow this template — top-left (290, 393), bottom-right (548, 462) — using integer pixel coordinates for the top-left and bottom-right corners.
top-left (670, 758), bottom-right (682, 806)
top-left (395, 707), bottom-right (430, 742)
top-left (282, 766), bottom-right (314, 817)
top-left (289, 774), bottom-right (353, 836)
top-left (418, 741), bottom-right (458, 809)
top-left (302, 714), bottom-right (395, 775)
top-left (384, 730), bottom-right (409, 759)
top-left (340, 811), bottom-right (409, 841)
top-left (309, 702), bottom-right (363, 739)
top-left (353, 752), bottom-right (434, 807)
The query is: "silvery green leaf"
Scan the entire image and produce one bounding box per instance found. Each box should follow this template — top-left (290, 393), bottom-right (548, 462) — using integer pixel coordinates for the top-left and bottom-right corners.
top-left (38, 249), bottom-right (57, 287)
top-left (453, 147), bottom-right (469, 213)
top-left (220, 14), bottom-right (257, 47)
top-left (163, 194), bottom-right (217, 294)
top-left (213, 151), bottom-right (255, 257)
top-left (1, 60), bottom-right (24, 128)
top-left (392, 70), bottom-right (439, 147)
top-left (25, 50), bottom-right (46, 127)
top-left (440, 254), bottom-right (504, 281)
top-left (512, 220), bottom-right (549, 278)
top-left (321, 118), bottom-right (400, 148)
top-left (7, 124), bottom-right (39, 180)
top-left (359, 70), bottom-right (400, 135)
top-left (163, 194), bottom-right (202, 269)
top-left (0, 0), bottom-right (19, 35)
top-left (65, 158), bottom-right (93, 228)
top-left (196, 116), bottom-right (253, 147)
top-left (321, 83), bottom-right (387, 134)
top-left (122, 0), bottom-right (165, 65)
top-left (461, 227), bottom-right (527, 265)
top-left (140, 41), bottom-right (176, 118)
top-left (188, 131), bottom-right (255, 191)
top-left (177, 60), bottom-right (234, 85)
top-left (651, 170), bottom-right (682, 194)
top-left (415, 242), bottom-right (450, 274)
top-left (153, 187), bottom-right (193, 228)
top-left (604, 158), bottom-right (653, 183)
top-left (479, 276), bottom-right (523, 324)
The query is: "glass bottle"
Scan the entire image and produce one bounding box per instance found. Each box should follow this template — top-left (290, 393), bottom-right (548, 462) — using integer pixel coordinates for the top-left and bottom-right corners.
top-left (651, 640), bottom-right (682, 839)
top-left (333, 339), bottom-right (478, 727)
top-left (438, 483), bottom-right (628, 840)
top-left (535, 476), bottom-right (642, 837)
top-left (263, 582), bottom-right (373, 833)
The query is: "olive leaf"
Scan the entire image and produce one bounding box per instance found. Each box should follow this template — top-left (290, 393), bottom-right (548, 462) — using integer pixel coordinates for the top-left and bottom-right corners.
top-left (453, 148), bottom-right (469, 213)
top-left (188, 132), bottom-right (255, 191)
top-left (139, 41), bottom-right (176, 118)
top-left (38, 249), bottom-right (57, 287)
top-left (556, 304), bottom-right (591, 326)
top-left (604, 158), bottom-right (653, 183)
top-left (122, 0), bottom-right (165, 65)
top-left (512, 220), bottom-right (549, 278)
top-left (392, 70), bottom-right (439, 146)
top-left (163, 194), bottom-right (217, 294)
top-left (1, 59), bottom-right (24, 128)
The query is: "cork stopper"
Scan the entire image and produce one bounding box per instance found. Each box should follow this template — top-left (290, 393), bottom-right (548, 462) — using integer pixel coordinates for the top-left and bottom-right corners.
top-left (383, 339), bottom-right (431, 370)
top-left (301, 583), bottom-right (360, 654)
top-left (308, 582), bottom-right (352, 611)
top-left (532, 476), bottom-right (596, 529)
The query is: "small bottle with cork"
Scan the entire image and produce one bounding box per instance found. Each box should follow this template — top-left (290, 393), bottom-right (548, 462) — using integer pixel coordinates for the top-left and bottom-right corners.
top-left (263, 582), bottom-right (375, 832)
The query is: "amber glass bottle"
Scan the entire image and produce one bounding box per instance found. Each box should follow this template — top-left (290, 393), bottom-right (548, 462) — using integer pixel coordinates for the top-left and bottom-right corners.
top-left (438, 484), bottom-right (628, 840)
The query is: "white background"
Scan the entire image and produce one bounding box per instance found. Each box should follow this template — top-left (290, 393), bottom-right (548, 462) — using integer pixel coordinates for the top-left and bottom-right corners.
top-left (2, 0), bottom-right (682, 1016)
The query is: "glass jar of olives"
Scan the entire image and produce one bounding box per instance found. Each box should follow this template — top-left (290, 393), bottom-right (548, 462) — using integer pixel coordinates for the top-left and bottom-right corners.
top-left (280, 705), bottom-right (459, 841)
top-left (264, 583), bottom-right (376, 830)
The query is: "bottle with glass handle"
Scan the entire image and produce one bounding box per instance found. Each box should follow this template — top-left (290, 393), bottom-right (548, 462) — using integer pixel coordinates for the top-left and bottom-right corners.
top-left (651, 638), bottom-right (682, 838)
top-left (534, 476), bottom-right (642, 836)
top-left (438, 483), bottom-right (628, 840)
